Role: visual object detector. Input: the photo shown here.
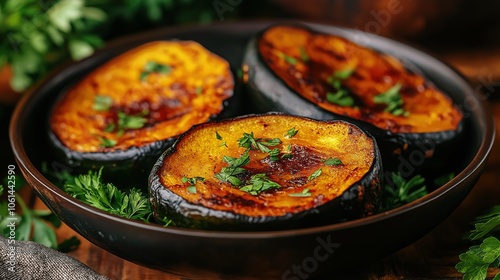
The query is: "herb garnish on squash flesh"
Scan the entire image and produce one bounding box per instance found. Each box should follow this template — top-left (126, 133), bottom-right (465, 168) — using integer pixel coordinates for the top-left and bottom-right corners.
top-left (149, 113), bottom-right (383, 230)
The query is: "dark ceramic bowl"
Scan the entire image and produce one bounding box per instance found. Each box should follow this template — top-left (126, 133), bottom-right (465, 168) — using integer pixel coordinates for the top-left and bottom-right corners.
top-left (9, 21), bottom-right (495, 279)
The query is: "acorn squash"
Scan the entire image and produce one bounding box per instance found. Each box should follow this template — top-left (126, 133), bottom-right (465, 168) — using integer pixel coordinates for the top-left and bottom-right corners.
top-left (49, 41), bottom-right (235, 188)
top-left (149, 113), bottom-right (382, 230)
top-left (244, 24), bottom-right (463, 169)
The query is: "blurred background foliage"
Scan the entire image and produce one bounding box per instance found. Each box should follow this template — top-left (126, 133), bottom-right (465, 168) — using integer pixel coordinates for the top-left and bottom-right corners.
top-left (0, 0), bottom-right (279, 94)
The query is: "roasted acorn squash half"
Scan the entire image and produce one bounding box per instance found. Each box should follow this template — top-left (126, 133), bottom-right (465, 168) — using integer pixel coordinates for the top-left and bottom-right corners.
top-left (149, 113), bottom-right (382, 230)
top-left (243, 24), bottom-right (463, 169)
top-left (49, 41), bottom-right (235, 188)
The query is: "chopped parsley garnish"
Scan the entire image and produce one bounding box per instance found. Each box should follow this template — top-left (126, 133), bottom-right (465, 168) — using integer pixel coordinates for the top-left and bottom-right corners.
top-left (117, 111), bottom-right (148, 131)
top-left (281, 153), bottom-right (293, 160)
top-left (181, 176), bottom-right (205, 185)
top-left (325, 67), bottom-right (356, 107)
top-left (289, 188), bottom-right (312, 197)
top-left (299, 46), bottom-right (309, 62)
top-left (324, 157), bottom-right (343, 166)
top-left (215, 150), bottom-right (250, 186)
top-left (216, 131), bottom-right (223, 140)
top-left (326, 90), bottom-right (355, 107)
top-left (92, 95), bottom-right (113, 111)
top-left (100, 137), bottom-right (117, 148)
top-left (308, 168), bottom-right (322, 181)
top-left (140, 61), bottom-right (171, 81)
top-left (373, 82), bottom-right (409, 116)
top-left (284, 127), bottom-right (298, 139)
top-left (332, 67), bottom-right (356, 80)
top-left (269, 148), bottom-right (280, 161)
top-left (278, 52), bottom-right (298, 65)
top-left (238, 132), bottom-right (281, 153)
top-left (195, 86), bottom-right (203, 95)
top-left (182, 176), bottom-right (205, 194)
top-left (239, 173), bottom-right (281, 195)
top-left (216, 131), bottom-right (227, 147)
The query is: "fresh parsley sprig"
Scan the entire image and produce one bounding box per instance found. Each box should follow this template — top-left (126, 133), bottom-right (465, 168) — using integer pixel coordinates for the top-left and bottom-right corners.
top-left (380, 172), bottom-right (427, 211)
top-left (456, 206), bottom-right (500, 279)
top-left (63, 168), bottom-right (152, 222)
top-left (373, 82), bottom-right (409, 116)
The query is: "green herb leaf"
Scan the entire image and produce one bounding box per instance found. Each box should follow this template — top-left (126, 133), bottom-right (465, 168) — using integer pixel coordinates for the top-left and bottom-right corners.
top-left (456, 237), bottom-right (500, 280)
top-left (289, 188), bottom-right (312, 197)
top-left (182, 176), bottom-right (204, 194)
top-left (468, 206), bottom-right (500, 241)
top-left (284, 127), bottom-right (298, 139)
top-left (269, 148), bottom-right (280, 161)
top-left (299, 46), bottom-right (309, 62)
top-left (117, 111), bottom-right (148, 131)
top-left (308, 169), bottom-right (322, 181)
top-left (141, 61), bottom-right (171, 81)
top-left (100, 137), bottom-right (117, 147)
top-left (186, 186), bottom-right (197, 194)
top-left (93, 95), bottom-right (113, 111)
top-left (238, 132), bottom-right (281, 153)
top-left (216, 131), bottom-right (222, 140)
top-left (63, 168), bottom-right (152, 222)
top-left (278, 52), bottom-right (298, 65)
top-left (215, 151), bottom-right (250, 186)
top-left (239, 173), bottom-right (281, 196)
top-left (380, 172), bottom-right (427, 211)
top-left (326, 90), bottom-right (355, 107)
top-left (324, 157), bottom-right (343, 166)
top-left (215, 131), bottom-right (227, 147)
top-left (333, 68), bottom-right (356, 80)
top-left (373, 82), bottom-right (409, 116)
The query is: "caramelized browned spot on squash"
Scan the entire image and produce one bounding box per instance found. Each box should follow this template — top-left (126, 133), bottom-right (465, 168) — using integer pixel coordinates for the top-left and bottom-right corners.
top-left (258, 25), bottom-right (462, 134)
top-left (51, 41), bottom-right (233, 152)
top-left (158, 114), bottom-right (377, 217)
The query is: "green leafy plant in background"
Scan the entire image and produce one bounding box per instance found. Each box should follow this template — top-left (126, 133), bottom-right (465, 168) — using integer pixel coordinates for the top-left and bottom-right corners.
top-left (0, 0), bottom-right (106, 92)
top-left (0, 174), bottom-right (80, 252)
top-left (0, 0), bottom-right (221, 94)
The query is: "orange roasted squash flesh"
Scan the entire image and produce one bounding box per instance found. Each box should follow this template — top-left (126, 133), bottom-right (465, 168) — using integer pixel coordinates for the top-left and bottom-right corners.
top-left (149, 113), bottom-right (382, 230)
top-left (257, 25), bottom-right (462, 134)
top-left (50, 41), bottom-right (233, 153)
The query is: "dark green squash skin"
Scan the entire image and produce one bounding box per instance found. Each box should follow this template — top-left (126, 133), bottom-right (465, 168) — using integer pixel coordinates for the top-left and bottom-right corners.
top-left (148, 113), bottom-right (383, 231)
top-left (47, 80), bottom-right (242, 190)
top-left (242, 35), bottom-right (463, 172)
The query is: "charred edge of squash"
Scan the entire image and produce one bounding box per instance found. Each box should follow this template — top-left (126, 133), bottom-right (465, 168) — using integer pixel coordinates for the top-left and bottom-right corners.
top-left (148, 113), bottom-right (383, 230)
top-left (244, 32), bottom-right (463, 164)
top-left (47, 125), bottom-right (176, 190)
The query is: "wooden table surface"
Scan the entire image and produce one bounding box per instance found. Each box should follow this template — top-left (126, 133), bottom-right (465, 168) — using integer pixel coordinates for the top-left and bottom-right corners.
top-left (21, 40), bottom-right (500, 280)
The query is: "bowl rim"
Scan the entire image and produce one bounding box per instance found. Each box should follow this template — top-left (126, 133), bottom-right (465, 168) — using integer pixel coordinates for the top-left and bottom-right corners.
top-left (9, 20), bottom-right (496, 239)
